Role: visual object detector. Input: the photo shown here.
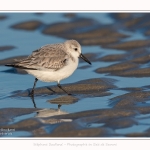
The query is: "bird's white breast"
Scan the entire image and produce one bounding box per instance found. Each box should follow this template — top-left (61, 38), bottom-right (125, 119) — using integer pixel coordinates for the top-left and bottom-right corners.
top-left (26, 57), bottom-right (78, 83)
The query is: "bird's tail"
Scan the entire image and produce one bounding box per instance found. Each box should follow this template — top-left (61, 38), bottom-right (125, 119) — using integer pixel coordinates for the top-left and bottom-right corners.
top-left (5, 64), bottom-right (37, 70)
top-left (5, 64), bottom-right (16, 67)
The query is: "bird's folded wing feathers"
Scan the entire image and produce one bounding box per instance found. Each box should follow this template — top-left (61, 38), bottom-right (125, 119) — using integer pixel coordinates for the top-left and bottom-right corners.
top-left (9, 44), bottom-right (69, 70)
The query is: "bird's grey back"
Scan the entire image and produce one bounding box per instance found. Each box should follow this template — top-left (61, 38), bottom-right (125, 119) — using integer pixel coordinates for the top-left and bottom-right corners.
top-left (14, 43), bottom-right (69, 70)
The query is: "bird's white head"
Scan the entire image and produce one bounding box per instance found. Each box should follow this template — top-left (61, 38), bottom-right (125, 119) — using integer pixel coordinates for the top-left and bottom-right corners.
top-left (64, 40), bottom-right (91, 65)
top-left (64, 40), bottom-right (81, 58)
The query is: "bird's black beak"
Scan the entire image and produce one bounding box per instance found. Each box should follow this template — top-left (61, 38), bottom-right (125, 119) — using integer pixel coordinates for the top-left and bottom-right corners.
top-left (80, 53), bottom-right (92, 65)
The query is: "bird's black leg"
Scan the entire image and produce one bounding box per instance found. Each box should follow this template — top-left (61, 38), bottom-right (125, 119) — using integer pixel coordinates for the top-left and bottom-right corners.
top-left (57, 83), bottom-right (71, 95)
top-left (47, 87), bottom-right (56, 94)
top-left (30, 95), bottom-right (37, 108)
top-left (30, 78), bottom-right (38, 97)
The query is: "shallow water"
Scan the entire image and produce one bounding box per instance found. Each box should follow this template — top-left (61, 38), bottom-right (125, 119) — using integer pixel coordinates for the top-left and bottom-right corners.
top-left (1, 12), bottom-right (150, 137)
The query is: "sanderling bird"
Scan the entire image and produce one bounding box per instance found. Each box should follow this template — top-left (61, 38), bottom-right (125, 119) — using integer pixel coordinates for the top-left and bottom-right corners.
top-left (6, 40), bottom-right (91, 96)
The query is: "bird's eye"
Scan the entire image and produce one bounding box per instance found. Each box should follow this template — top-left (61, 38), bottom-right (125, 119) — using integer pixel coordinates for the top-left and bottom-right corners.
top-left (74, 48), bottom-right (78, 51)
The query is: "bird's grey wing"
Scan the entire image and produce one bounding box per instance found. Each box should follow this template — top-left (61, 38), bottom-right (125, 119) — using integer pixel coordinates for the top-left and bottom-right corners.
top-left (14, 44), bottom-right (69, 70)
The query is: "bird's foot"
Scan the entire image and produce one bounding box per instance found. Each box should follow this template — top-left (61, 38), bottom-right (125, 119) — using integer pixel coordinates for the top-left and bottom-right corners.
top-left (29, 90), bottom-right (34, 97)
top-left (67, 93), bottom-right (77, 96)
top-left (67, 93), bottom-right (72, 95)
